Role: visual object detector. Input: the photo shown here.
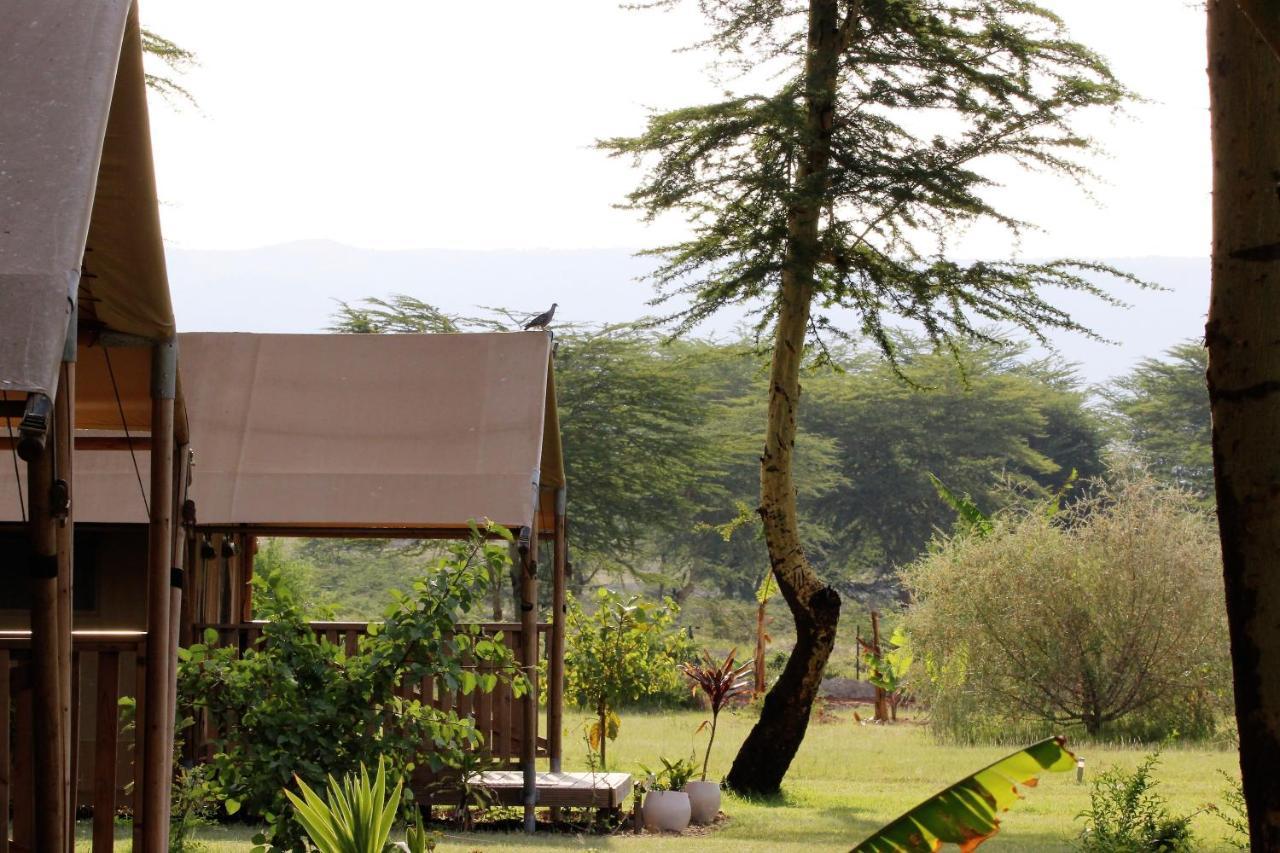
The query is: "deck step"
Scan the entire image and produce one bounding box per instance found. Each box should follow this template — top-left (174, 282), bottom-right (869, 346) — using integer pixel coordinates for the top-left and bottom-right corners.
top-left (477, 771), bottom-right (633, 809)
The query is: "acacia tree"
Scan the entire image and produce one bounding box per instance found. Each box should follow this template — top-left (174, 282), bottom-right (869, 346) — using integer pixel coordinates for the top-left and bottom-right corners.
top-left (1206, 1), bottom-right (1280, 845)
top-left (1105, 341), bottom-right (1212, 501)
top-left (603, 0), bottom-right (1132, 792)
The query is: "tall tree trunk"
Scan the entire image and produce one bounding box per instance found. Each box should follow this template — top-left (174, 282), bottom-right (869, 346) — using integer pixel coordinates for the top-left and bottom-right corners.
top-left (1207, 2), bottom-right (1280, 846)
top-left (726, 0), bottom-right (843, 796)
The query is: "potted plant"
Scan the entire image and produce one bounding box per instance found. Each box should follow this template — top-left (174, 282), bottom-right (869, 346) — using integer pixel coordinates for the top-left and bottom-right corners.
top-left (639, 756), bottom-right (696, 832)
top-left (679, 648), bottom-right (753, 824)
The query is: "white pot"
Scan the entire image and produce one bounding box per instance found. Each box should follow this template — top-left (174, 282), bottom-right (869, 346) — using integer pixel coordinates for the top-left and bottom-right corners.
top-left (643, 790), bottom-right (691, 832)
top-left (684, 780), bottom-right (721, 824)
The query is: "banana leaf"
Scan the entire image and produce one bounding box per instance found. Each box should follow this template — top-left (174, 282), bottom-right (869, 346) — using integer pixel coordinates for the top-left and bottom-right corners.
top-left (851, 736), bottom-right (1076, 852)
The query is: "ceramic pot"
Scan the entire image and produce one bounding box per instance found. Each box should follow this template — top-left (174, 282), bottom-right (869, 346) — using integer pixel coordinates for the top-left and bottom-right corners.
top-left (684, 780), bottom-right (720, 824)
top-left (643, 790), bottom-right (691, 832)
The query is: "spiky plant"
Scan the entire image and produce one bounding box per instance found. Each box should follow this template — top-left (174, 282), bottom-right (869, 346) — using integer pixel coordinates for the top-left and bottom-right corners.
top-left (283, 757), bottom-right (402, 853)
top-left (680, 650), bottom-right (753, 781)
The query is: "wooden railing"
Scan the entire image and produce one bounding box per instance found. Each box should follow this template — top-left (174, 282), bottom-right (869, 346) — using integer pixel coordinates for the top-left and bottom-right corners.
top-left (188, 621), bottom-right (552, 768)
top-left (1, 631), bottom-right (148, 853)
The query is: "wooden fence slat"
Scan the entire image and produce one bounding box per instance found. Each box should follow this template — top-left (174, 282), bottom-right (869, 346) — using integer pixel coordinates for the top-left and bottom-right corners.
top-left (93, 652), bottom-right (120, 853)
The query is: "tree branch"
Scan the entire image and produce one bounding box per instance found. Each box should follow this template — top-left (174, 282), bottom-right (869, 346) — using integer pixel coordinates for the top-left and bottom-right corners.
top-left (1237, 0), bottom-right (1280, 61)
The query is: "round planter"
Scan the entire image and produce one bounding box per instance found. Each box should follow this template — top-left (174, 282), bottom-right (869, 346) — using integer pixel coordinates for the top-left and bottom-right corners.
top-left (643, 790), bottom-right (691, 833)
top-left (684, 780), bottom-right (721, 824)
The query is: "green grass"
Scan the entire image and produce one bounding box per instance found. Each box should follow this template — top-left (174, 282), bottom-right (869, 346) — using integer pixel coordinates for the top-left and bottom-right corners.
top-left (80, 707), bottom-right (1243, 851)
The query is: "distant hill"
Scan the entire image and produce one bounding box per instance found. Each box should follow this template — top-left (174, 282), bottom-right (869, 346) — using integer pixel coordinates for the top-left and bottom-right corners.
top-left (166, 242), bottom-right (1208, 385)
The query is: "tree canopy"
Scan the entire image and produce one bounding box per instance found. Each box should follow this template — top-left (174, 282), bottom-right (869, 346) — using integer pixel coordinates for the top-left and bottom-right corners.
top-left (1104, 341), bottom-right (1212, 501)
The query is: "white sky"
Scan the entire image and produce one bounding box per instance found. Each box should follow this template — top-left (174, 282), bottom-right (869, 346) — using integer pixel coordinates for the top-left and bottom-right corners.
top-left (143, 0), bottom-right (1210, 257)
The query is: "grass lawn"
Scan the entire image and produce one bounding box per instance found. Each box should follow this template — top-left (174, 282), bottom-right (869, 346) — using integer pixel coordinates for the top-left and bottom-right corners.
top-left (79, 707), bottom-right (1243, 851)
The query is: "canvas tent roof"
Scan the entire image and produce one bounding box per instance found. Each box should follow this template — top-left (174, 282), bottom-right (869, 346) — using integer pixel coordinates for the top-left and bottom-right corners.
top-left (0, 0), bottom-right (174, 426)
top-left (1, 333), bottom-right (565, 534)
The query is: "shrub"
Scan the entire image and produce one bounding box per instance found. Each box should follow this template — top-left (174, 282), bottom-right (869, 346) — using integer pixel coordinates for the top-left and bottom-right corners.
top-left (563, 588), bottom-right (695, 767)
top-left (178, 527), bottom-right (524, 849)
top-left (1076, 752), bottom-right (1197, 852)
top-left (903, 477), bottom-right (1229, 742)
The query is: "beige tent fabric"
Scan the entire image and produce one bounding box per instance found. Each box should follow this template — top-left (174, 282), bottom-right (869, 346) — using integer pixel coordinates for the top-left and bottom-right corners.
top-left (0, 0), bottom-right (174, 402)
top-left (174, 332), bottom-right (561, 532)
top-left (1, 333), bottom-right (563, 529)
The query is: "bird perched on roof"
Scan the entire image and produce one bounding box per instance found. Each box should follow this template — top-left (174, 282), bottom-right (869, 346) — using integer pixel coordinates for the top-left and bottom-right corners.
top-left (523, 303), bottom-right (557, 330)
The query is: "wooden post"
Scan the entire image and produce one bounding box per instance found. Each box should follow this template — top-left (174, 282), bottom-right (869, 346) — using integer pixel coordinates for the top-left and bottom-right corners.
top-left (141, 339), bottom-right (176, 852)
top-left (519, 524), bottom-right (539, 833)
top-left (30, 398), bottom-right (66, 851)
top-left (55, 357), bottom-right (75, 851)
top-left (549, 490), bottom-right (566, 774)
top-left (164, 443), bottom-right (191, 830)
top-left (871, 611), bottom-right (888, 723)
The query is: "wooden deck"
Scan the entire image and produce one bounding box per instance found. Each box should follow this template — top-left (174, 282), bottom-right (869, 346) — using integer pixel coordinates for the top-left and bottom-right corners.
top-left (479, 771), bottom-right (633, 810)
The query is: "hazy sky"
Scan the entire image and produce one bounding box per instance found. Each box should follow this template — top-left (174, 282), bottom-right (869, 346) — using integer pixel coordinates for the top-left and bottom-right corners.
top-left (144, 1), bottom-right (1209, 258)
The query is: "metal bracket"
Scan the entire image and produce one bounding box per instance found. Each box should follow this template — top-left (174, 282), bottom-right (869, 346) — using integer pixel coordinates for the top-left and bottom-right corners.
top-left (151, 338), bottom-right (178, 400)
top-left (50, 478), bottom-right (70, 520)
top-left (16, 393), bottom-right (52, 461)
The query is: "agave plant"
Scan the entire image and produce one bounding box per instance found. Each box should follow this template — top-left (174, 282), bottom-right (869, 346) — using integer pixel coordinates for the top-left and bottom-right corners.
top-left (680, 648), bottom-right (753, 781)
top-left (284, 757), bottom-right (402, 853)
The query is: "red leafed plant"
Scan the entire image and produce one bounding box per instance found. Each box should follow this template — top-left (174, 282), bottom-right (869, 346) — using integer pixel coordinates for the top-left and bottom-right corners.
top-left (680, 649), bottom-right (753, 781)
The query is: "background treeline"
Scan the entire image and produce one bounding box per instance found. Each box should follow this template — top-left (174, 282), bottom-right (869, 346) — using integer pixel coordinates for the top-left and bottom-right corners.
top-left (267, 303), bottom-right (1209, 625)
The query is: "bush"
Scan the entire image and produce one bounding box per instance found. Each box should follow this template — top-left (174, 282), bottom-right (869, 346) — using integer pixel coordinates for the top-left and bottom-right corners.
top-left (1076, 752), bottom-right (1197, 852)
top-left (903, 477), bottom-right (1230, 743)
top-left (178, 528), bottom-right (524, 849)
top-left (563, 588), bottom-right (695, 767)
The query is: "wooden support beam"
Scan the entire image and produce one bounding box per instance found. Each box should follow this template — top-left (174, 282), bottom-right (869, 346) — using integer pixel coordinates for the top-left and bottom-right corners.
top-left (549, 490), bottom-right (566, 774)
top-left (519, 525), bottom-right (539, 833)
top-left (141, 340), bottom-right (176, 852)
top-left (55, 361), bottom-right (75, 853)
top-left (0, 435), bottom-right (152, 452)
top-left (29, 413), bottom-right (66, 851)
top-left (163, 443), bottom-right (190, 826)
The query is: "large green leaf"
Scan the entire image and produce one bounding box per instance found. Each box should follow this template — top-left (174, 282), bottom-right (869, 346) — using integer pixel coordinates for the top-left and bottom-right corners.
top-left (852, 737), bottom-right (1076, 852)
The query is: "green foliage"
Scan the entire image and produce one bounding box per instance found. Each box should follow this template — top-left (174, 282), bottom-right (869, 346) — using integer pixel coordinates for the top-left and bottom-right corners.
top-left (283, 758), bottom-right (402, 853)
top-left (860, 626), bottom-right (913, 700)
top-left (178, 527), bottom-right (524, 848)
top-left (253, 538), bottom-right (338, 620)
top-left (325, 296), bottom-right (1111, 605)
top-left (640, 755), bottom-right (699, 793)
top-left (563, 589), bottom-right (695, 766)
top-left (928, 475), bottom-right (993, 539)
top-left (170, 763), bottom-right (218, 853)
top-left (903, 477), bottom-right (1230, 743)
top-left (1210, 771), bottom-right (1250, 850)
top-left (141, 28), bottom-right (196, 104)
top-left (1076, 753), bottom-right (1197, 852)
top-left (853, 736), bottom-right (1076, 851)
top-left (1104, 341), bottom-right (1212, 503)
top-left (602, 1), bottom-right (1138, 352)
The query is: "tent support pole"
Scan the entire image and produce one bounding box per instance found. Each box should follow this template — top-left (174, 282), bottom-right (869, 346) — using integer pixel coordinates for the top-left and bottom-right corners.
top-left (55, 355), bottom-right (76, 851)
top-left (549, 490), bottom-right (566, 774)
top-left (164, 443), bottom-right (191, 842)
top-left (30, 376), bottom-right (66, 851)
top-left (142, 339), bottom-right (176, 853)
top-left (519, 524), bottom-right (539, 833)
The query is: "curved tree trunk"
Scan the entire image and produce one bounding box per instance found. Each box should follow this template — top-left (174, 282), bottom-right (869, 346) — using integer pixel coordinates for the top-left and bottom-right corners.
top-left (726, 0), bottom-right (844, 796)
top-left (1207, 2), bottom-right (1280, 847)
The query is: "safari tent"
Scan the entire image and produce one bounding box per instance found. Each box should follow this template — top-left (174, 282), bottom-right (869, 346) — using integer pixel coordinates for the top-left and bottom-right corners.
top-left (0, 2), bottom-right (186, 850)
top-left (4, 331), bottom-right (594, 837)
